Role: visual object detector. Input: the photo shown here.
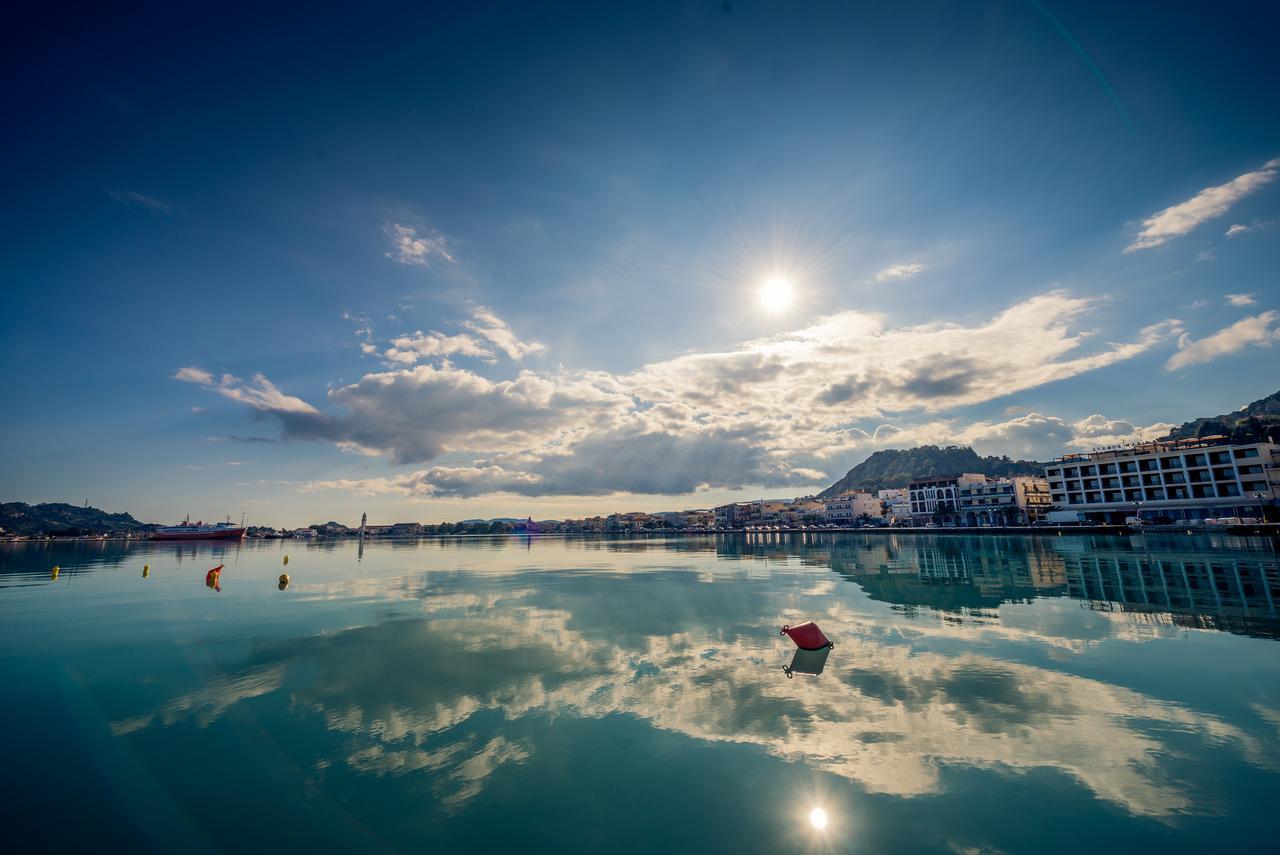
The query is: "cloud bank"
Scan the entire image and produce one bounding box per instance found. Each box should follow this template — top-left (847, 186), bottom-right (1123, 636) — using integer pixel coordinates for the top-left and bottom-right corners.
top-left (179, 291), bottom-right (1183, 498)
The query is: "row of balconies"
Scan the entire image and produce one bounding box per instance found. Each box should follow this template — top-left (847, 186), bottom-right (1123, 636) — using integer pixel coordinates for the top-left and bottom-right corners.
top-left (1053, 483), bottom-right (1250, 505)
top-left (1046, 448), bottom-right (1264, 480)
top-left (1049, 467), bottom-right (1247, 492)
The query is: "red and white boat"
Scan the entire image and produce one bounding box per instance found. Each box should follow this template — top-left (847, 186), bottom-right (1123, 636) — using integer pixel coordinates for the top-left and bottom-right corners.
top-left (152, 516), bottom-right (246, 541)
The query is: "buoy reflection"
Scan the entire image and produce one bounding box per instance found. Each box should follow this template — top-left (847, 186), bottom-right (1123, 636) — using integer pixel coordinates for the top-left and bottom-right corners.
top-left (809, 807), bottom-right (828, 830)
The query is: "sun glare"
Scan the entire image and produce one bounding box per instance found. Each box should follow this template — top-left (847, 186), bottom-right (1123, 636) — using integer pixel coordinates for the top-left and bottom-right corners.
top-left (758, 276), bottom-right (795, 312)
top-left (809, 807), bottom-right (828, 831)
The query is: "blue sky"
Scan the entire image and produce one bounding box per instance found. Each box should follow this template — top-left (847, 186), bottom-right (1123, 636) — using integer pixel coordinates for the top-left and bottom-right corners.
top-left (3, 1), bottom-right (1278, 526)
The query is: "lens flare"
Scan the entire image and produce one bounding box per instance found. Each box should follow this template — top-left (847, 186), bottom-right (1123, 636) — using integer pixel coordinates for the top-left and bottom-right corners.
top-left (758, 276), bottom-right (795, 312)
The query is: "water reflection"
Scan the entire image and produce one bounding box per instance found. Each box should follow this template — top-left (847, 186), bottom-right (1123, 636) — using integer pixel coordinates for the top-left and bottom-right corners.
top-left (4, 533), bottom-right (1279, 845)
top-left (784, 646), bottom-right (831, 678)
top-left (100, 560), bottom-right (1278, 820)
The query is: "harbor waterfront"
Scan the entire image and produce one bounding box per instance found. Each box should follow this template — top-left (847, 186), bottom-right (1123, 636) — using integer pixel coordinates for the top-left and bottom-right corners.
top-left (2, 533), bottom-right (1278, 852)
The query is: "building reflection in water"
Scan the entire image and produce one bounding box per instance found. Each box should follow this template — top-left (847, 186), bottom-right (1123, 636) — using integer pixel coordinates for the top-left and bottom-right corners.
top-left (716, 532), bottom-right (1280, 641)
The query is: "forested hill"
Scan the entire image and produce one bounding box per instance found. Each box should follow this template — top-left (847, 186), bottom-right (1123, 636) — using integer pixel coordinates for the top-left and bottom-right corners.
top-left (819, 446), bottom-right (1042, 497)
top-left (0, 502), bottom-right (155, 537)
top-left (1165, 390), bottom-right (1280, 442)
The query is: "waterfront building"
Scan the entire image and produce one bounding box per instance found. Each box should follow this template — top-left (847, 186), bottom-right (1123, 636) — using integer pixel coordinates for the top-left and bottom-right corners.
top-left (681, 510), bottom-right (715, 529)
top-left (908, 473), bottom-right (988, 522)
top-left (957, 476), bottom-right (1051, 526)
top-left (786, 498), bottom-right (826, 526)
top-left (822, 491), bottom-right (882, 524)
top-left (878, 488), bottom-right (911, 522)
top-left (1043, 437), bottom-right (1279, 524)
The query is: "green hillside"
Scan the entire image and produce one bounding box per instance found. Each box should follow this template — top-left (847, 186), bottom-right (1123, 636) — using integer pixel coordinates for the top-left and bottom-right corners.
top-left (820, 445), bottom-right (1042, 496)
top-left (0, 502), bottom-right (155, 537)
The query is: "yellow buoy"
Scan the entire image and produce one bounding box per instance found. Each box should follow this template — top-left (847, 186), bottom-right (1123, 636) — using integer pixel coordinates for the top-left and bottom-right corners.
top-left (283, 555), bottom-right (289, 566)
top-left (51, 566), bottom-right (60, 580)
top-left (143, 566), bottom-right (150, 578)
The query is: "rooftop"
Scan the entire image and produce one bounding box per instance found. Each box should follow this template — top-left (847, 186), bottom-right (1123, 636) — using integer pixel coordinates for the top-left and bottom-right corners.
top-left (1051, 435), bottom-right (1272, 463)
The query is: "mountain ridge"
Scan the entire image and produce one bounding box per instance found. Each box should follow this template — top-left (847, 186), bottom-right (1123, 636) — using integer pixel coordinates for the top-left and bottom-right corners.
top-left (1164, 389), bottom-right (1280, 442)
top-left (819, 446), bottom-right (1042, 497)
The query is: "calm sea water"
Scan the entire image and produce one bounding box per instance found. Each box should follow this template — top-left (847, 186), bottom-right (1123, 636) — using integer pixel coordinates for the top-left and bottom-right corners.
top-left (1, 533), bottom-right (1278, 853)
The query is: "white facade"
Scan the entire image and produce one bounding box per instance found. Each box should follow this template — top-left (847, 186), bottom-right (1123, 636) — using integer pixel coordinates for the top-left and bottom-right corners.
top-left (1044, 439), bottom-right (1279, 523)
top-left (822, 491), bottom-right (882, 523)
top-left (878, 488), bottom-right (911, 522)
top-left (908, 473), bottom-right (988, 520)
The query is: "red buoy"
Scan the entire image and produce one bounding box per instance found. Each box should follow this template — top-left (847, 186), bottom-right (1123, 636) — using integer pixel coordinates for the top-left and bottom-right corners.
top-left (780, 620), bottom-right (832, 650)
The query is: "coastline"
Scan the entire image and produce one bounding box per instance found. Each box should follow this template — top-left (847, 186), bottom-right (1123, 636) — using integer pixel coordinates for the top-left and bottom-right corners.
top-left (5, 522), bottom-right (1279, 544)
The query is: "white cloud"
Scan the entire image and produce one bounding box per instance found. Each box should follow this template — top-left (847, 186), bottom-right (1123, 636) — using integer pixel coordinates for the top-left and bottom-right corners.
top-left (1225, 221), bottom-right (1271, 239)
top-left (385, 223), bottom-right (454, 266)
top-left (463, 307), bottom-right (547, 361)
top-left (382, 331), bottom-right (493, 364)
top-left (109, 189), bottom-right (171, 212)
top-left (367, 306), bottom-right (546, 366)
top-left (1166, 311), bottom-right (1279, 371)
top-left (182, 295), bottom-right (1182, 497)
top-left (174, 366), bottom-right (214, 385)
top-left (875, 263), bottom-right (927, 282)
top-left (840, 411), bottom-right (1174, 463)
top-left (1125, 157), bottom-right (1279, 252)
top-left (1225, 293), bottom-right (1256, 307)
top-left (175, 367), bottom-right (321, 416)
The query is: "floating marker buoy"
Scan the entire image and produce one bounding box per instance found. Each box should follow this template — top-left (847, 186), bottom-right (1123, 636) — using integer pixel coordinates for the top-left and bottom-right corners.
top-left (51, 566), bottom-right (60, 580)
top-left (143, 566), bottom-right (149, 578)
top-left (282, 555), bottom-right (289, 566)
top-left (781, 620), bottom-right (833, 650)
top-left (278, 573), bottom-right (290, 586)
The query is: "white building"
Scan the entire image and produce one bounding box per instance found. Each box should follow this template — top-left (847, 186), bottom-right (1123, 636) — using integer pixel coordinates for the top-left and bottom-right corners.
top-left (878, 488), bottom-right (911, 522)
top-left (1044, 438), bottom-right (1279, 523)
top-left (908, 473), bottom-right (988, 521)
top-left (822, 491), bottom-right (882, 524)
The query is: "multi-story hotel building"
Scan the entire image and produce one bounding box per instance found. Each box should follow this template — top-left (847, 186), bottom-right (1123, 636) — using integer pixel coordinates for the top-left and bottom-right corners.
top-left (1044, 438), bottom-right (1279, 523)
top-left (908, 473), bottom-right (988, 521)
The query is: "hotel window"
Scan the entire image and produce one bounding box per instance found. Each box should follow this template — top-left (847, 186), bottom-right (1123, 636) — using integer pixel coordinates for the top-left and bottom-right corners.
top-left (1233, 448), bottom-right (1259, 459)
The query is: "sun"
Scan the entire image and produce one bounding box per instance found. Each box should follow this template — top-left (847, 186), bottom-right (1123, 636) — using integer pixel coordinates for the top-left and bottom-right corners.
top-left (809, 807), bottom-right (828, 831)
top-left (758, 276), bottom-right (795, 312)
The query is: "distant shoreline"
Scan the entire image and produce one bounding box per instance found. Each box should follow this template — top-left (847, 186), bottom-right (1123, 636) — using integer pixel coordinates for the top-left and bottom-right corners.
top-left (4, 523), bottom-right (1278, 544)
